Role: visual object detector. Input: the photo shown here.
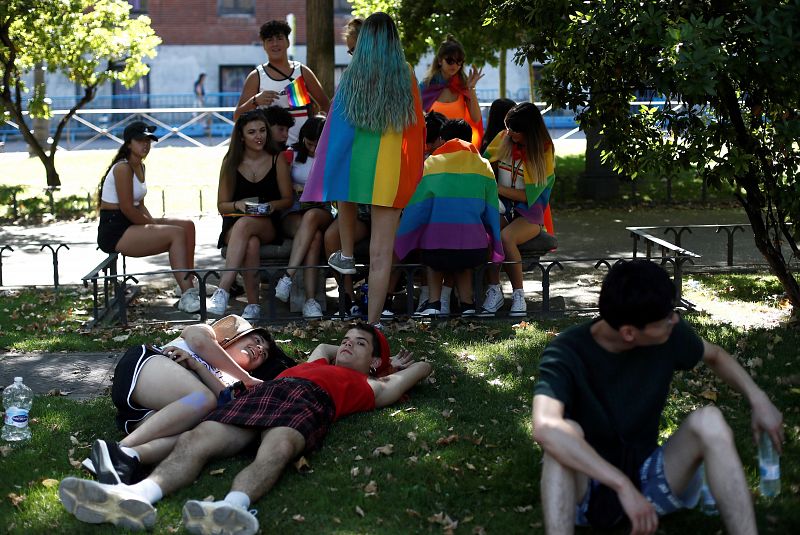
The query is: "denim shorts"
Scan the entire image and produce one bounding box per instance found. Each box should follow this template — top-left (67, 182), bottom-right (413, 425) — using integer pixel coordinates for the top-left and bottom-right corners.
top-left (575, 446), bottom-right (703, 526)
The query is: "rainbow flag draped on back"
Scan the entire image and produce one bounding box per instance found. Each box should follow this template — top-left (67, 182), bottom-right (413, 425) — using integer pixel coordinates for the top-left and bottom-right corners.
top-left (301, 67), bottom-right (425, 208)
top-left (395, 139), bottom-right (504, 262)
top-left (284, 77), bottom-right (311, 108)
top-left (483, 130), bottom-right (555, 233)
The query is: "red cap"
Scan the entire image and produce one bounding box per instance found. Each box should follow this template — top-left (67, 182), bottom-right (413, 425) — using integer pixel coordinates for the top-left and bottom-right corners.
top-left (372, 327), bottom-right (393, 377)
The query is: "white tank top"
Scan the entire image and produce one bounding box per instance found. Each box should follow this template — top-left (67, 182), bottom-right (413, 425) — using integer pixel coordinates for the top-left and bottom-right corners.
top-left (100, 161), bottom-right (147, 206)
top-left (497, 159), bottom-right (526, 191)
top-left (256, 61), bottom-right (310, 146)
top-left (290, 153), bottom-right (315, 189)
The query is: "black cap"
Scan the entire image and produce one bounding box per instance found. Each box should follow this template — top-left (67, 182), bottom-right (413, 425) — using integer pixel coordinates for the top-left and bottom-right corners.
top-left (123, 121), bottom-right (159, 143)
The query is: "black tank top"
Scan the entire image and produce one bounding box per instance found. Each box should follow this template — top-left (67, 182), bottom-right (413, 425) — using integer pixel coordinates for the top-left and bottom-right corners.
top-left (232, 153), bottom-right (281, 202)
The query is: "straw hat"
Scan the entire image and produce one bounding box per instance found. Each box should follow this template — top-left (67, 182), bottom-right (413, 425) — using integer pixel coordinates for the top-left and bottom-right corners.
top-left (211, 315), bottom-right (272, 348)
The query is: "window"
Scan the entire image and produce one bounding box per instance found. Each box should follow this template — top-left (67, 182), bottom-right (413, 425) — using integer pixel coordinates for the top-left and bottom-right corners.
top-left (128, 0), bottom-right (148, 14)
top-left (219, 65), bottom-right (252, 105)
top-left (218, 0), bottom-right (255, 16)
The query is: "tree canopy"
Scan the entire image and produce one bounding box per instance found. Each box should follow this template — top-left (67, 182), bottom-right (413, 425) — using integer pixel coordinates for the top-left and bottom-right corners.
top-left (0, 0), bottom-right (160, 187)
top-left (487, 0), bottom-right (800, 314)
top-left (351, 0), bottom-right (522, 67)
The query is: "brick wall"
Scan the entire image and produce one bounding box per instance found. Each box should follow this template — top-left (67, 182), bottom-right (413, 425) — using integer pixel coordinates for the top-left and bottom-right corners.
top-left (143, 0), bottom-right (352, 45)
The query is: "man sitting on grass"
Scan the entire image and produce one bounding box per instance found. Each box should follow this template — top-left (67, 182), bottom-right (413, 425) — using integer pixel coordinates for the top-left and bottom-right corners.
top-left (532, 260), bottom-right (783, 535)
top-left (59, 324), bottom-right (431, 535)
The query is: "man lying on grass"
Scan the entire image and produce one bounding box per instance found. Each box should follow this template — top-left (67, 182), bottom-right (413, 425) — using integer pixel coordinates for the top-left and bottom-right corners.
top-left (532, 260), bottom-right (784, 535)
top-left (59, 324), bottom-right (432, 535)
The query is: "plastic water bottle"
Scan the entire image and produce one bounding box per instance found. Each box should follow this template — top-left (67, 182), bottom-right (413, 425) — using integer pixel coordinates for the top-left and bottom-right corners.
top-left (698, 463), bottom-right (718, 515)
top-left (2, 377), bottom-right (33, 442)
top-left (758, 432), bottom-right (781, 497)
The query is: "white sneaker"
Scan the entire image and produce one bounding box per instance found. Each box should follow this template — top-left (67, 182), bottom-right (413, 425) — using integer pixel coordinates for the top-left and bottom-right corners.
top-left (177, 288), bottom-right (201, 314)
top-left (274, 275), bottom-right (292, 303)
top-left (58, 477), bottom-right (156, 530)
top-left (207, 288), bottom-right (230, 315)
top-left (302, 298), bottom-right (323, 319)
top-left (175, 280), bottom-right (217, 297)
top-left (242, 304), bottom-right (261, 320)
top-left (182, 499), bottom-right (258, 535)
top-left (509, 288), bottom-right (527, 317)
top-left (479, 284), bottom-right (504, 316)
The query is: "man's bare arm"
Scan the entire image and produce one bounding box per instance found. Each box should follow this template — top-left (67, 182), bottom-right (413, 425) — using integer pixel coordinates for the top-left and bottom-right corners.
top-left (370, 361), bottom-right (432, 408)
top-left (702, 340), bottom-right (784, 451)
top-left (307, 343), bottom-right (336, 363)
top-left (532, 394), bottom-right (657, 533)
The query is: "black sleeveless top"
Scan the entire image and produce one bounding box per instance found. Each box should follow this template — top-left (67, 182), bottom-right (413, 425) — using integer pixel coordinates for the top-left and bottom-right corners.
top-left (217, 154), bottom-right (283, 248)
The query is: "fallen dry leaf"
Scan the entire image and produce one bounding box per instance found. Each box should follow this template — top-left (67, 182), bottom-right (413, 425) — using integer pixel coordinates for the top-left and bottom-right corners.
top-left (407, 431), bottom-right (417, 442)
top-left (209, 468), bottom-right (225, 476)
top-left (363, 480), bottom-right (378, 496)
top-left (436, 434), bottom-right (459, 446)
top-left (45, 389), bottom-right (71, 397)
top-left (292, 514), bottom-right (305, 522)
top-left (700, 390), bottom-right (718, 402)
top-left (7, 493), bottom-right (25, 508)
top-left (112, 334), bottom-right (130, 342)
top-left (355, 505), bottom-right (365, 517)
top-left (514, 505), bottom-right (534, 513)
top-left (0, 445), bottom-right (12, 457)
top-left (41, 479), bottom-right (59, 488)
top-left (406, 508), bottom-right (421, 518)
top-left (372, 444), bottom-right (394, 457)
top-left (293, 456), bottom-right (311, 473)
top-left (442, 409), bottom-right (453, 419)
top-left (351, 466), bottom-right (360, 477)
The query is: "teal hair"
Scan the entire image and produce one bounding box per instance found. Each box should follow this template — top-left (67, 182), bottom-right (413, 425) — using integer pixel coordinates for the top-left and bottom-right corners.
top-left (334, 12), bottom-right (416, 133)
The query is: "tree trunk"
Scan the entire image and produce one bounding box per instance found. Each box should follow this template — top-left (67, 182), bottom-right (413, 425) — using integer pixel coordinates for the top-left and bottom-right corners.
top-left (306, 0), bottom-right (335, 98)
top-left (578, 122), bottom-right (619, 200)
top-left (499, 49), bottom-right (506, 99)
top-left (528, 60), bottom-right (535, 103)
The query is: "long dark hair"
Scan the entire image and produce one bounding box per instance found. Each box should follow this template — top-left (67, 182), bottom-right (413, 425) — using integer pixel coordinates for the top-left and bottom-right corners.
top-left (481, 98), bottom-right (516, 153)
top-left (219, 109), bottom-right (276, 187)
top-left (248, 330), bottom-right (297, 381)
top-left (496, 102), bottom-right (552, 185)
top-left (290, 116), bottom-right (325, 164)
top-left (96, 143), bottom-right (132, 210)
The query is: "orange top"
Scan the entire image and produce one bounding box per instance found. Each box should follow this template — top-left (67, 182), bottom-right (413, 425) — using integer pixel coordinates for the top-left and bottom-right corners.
top-left (430, 94), bottom-right (483, 148)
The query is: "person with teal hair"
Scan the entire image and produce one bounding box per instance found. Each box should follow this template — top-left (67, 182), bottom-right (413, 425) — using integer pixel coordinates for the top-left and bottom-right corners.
top-left (301, 12), bottom-right (425, 326)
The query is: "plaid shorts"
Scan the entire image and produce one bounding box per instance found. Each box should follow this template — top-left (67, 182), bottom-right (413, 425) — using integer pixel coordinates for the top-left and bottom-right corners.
top-left (575, 446), bottom-right (703, 526)
top-left (204, 378), bottom-right (335, 454)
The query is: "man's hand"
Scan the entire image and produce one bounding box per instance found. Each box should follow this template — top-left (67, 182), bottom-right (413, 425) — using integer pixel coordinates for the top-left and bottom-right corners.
top-left (751, 393), bottom-right (784, 453)
top-left (617, 483), bottom-right (657, 535)
top-left (390, 349), bottom-right (415, 370)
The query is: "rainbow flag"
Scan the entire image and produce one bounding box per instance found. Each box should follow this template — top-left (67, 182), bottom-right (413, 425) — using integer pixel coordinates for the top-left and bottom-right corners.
top-left (394, 139), bottom-right (504, 262)
top-left (483, 130), bottom-right (555, 229)
top-left (284, 78), bottom-right (311, 108)
top-left (301, 66), bottom-right (425, 208)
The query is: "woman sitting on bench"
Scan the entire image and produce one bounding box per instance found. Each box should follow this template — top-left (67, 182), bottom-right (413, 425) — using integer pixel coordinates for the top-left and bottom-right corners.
top-left (96, 121), bottom-right (200, 314)
top-left (208, 110), bottom-right (294, 319)
top-left (479, 102), bottom-right (556, 317)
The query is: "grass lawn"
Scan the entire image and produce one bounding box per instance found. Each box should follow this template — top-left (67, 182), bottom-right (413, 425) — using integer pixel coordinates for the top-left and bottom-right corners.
top-left (1, 285), bottom-right (798, 534)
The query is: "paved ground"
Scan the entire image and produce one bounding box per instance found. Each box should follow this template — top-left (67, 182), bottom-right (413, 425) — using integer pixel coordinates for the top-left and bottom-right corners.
top-left (0, 204), bottom-right (770, 400)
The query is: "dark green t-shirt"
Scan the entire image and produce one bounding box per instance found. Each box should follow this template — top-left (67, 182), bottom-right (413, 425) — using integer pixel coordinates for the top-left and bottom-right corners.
top-left (534, 318), bottom-right (704, 466)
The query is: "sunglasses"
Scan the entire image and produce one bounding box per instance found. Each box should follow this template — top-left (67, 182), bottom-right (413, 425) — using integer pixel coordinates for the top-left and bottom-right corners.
top-left (443, 56), bottom-right (464, 66)
top-left (347, 48), bottom-right (354, 56)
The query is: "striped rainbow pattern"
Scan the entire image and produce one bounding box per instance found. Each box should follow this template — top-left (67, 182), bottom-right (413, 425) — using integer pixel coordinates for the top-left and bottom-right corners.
top-left (285, 77), bottom-right (311, 108)
top-left (484, 130), bottom-right (556, 231)
top-left (394, 139), bottom-right (504, 262)
top-left (300, 72), bottom-right (425, 208)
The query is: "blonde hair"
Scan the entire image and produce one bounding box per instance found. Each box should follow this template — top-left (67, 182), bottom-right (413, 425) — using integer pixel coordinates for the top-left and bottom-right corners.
top-left (342, 17), bottom-right (362, 43)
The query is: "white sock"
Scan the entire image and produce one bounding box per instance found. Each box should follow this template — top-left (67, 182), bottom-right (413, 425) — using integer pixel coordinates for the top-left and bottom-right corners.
top-left (224, 491), bottom-right (251, 509)
top-left (441, 286), bottom-right (452, 301)
top-left (339, 253), bottom-right (353, 260)
top-left (120, 446), bottom-right (140, 461)
top-left (128, 479), bottom-right (163, 504)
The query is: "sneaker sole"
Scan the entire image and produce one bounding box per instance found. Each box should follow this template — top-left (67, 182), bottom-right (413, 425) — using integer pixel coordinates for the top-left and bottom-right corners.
top-left (509, 311), bottom-right (527, 317)
top-left (328, 264), bottom-right (357, 275)
top-left (183, 500), bottom-right (258, 535)
top-left (477, 310), bottom-right (496, 318)
top-left (91, 440), bottom-right (121, 485)
top-left (58, 477), bottom-right (155, 531)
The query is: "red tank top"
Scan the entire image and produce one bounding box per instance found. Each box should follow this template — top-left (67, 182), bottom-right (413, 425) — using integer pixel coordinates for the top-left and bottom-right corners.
top-left (277, 360), bottom-right (375, 420)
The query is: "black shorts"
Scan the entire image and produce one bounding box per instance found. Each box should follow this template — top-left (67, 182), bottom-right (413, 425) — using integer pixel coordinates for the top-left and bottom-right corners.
top-left (110, 345), bottom-right (164, 433)
top-left (97, 209), bottom-right (133, 254)
top-left (421, 248), bottom-right (487, 272)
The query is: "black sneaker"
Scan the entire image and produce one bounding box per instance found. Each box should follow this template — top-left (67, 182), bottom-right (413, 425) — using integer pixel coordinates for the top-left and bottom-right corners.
top-left (91, 439), bottom-right (140, 485)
